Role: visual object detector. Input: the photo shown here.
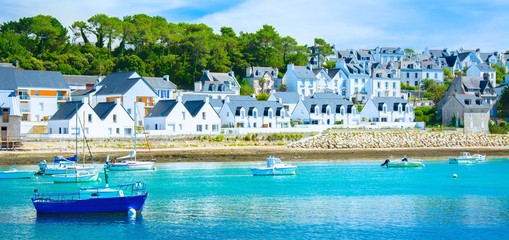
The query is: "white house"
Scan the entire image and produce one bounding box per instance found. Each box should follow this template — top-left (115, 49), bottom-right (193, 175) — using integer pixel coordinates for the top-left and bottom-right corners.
top-left (144, 75), bottom-right (177, 99)
top-left (466, 63), bottom-right (496, 87)
top-left (93, 101), bottom-right (134, 137)
top-left (92, 71), bottom-right (159, 118)
top-left (245, 67), bottom-right (279, 94)
top-left (366, 64), bottom-right (400, 98)
top-left (194, 70), bottom-right (241, 98)
top-left (291, 95), bottom-right (360, 125)
top-left (144, 96), bottom-right (221, 134)
top-left (267, 91), bottom-right (301, 116)
top-left (360, 97), bottom-right (414, 123)
top-left (218, 96), bottom-right (290, 128)
top-left (336, 61), bottom-right (370, 102)
top-left (282, 64), bottom-right (318, 97)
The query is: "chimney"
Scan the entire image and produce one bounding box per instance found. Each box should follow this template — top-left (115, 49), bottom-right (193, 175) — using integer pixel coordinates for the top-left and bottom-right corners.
top-left (279, 97), bottom-right (283, 104)
top-left (225, 96), bottom-right (230, 103)
top-left (246, 67), bottom-right (252, 77)
top-left (205, 96), bottom-right (210, 104)
top-left (287, 63), bottom-right (294, 70)
top-left (163, 75), bottom-right (169, 81)
top-left (177, 92), bottom-right (182, 103)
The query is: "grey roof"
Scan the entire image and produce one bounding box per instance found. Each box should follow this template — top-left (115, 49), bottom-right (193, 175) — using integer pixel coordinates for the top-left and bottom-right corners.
top-left (146, 100), bottom-right (178, 118)
top-left (93, 102), bottom-right (117, 120)
top-left (270, 92), bottom-right (301, 104)
top-left (184, 100), bottom-right (206, 117)
top-left (70, 89), bottom-right (95, 98)
top-left (0, 68), bottom-right (69, 90)
top-left (301, 98), bottom-right (354, 114)
top-left (63, 75), bottom-right (99, 85)
top-left (94, 71), bottom-right (157, 96)
top-left (310, 93), bottom-right (343, 99)
top-left (370, 97), bottom-right (409, 111)
top-left (326, 68), bottom-right (341, 78)
top-left (462, 77), bottom-right (482, 91)
top-left (247, 67), bottom-right (278, 78)
top-left (226, 99), bottom-right (287, 117)
top-left (454, 94), bottom-right (490, 109)
top-left (475, 63), bottom-right (495, 72)
top-left (291, 66), bottom-right (317, 79)
top-left (444, 56), bottom-right (458, 68)
top-left (144, 77), bottom-right (177, 89)
top-left (49, 101), bottom-right (83, 120)
top-left (202, 82), bottom-right (235, 93)
top-left (0, 90), bottom-right (21, 116)
top-left (226, 95), bottom-right (257, 101)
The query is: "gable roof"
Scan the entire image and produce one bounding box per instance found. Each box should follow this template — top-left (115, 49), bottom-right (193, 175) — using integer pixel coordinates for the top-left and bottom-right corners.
top-left (144, 77), bottom-right (177, 89)
top-left (474, 63), bottom-right (495, 72)
top-left (291, 66), bottom-right (318, 79)
top-left (225, 99), bottom-right (286, 117)
top-left (270, 92), bottom-right (301, 104)
top-left (93, 102), bottom-right (118, 120)
top-left (49, 101), bottom-right (83, 120)
top-left (184, 100), bottom-right (206, 117)
top-left (370, 97), bottom-right (408, 111)
top-left (146, 100), bottom-right (179, 118)
top-left (94, 71), bottom-right (157, 96)
top-left (63, 75), bottom-right (98, 86)
top-left (453, 94), bottom-right (490, 109)
top-left (0, 68), bottom-right (69, 90)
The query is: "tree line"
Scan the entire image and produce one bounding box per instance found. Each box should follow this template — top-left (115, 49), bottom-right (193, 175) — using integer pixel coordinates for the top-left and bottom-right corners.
top-left (0, 14), bottom-right (334, 89)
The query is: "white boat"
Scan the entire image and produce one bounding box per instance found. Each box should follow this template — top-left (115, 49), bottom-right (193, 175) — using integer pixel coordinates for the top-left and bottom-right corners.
top-left (106, 103), bottom-right (155, 171)
top-left (106, 151), bottom-right (155, 171)
top-left (381, 156), bottom-right (425, 168)
top-left (449, 152), bottom-right (486, 164)
top-left (252, 156), bottom-right (297, 176)
top-left (52, 170), bottom-right (100, 183)
top-left (0, 166), bottom-right (36, 179)
top-left (38, 160), bottom-right (96, 175)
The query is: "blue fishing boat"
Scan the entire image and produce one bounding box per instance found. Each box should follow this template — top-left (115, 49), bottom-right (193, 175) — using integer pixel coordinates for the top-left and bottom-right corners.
top-left (31, 169), bottom-right (148, 215)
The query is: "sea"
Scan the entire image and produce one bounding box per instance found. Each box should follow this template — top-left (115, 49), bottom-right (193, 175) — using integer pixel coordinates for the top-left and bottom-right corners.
top-left (1, 158), bottom-right (508, 240)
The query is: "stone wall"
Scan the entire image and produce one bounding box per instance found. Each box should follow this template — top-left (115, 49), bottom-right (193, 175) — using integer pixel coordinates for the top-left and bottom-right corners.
top-left (288, 131), bottom-right (509, 149)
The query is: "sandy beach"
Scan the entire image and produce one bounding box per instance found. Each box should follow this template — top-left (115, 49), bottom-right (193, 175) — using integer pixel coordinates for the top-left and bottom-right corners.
top-left (1, 143), bottom-right (508, 165)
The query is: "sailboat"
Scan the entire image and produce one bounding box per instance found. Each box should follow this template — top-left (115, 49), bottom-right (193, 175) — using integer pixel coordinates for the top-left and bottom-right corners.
top-left (106, 103), bottom-right (155, 171)
top-left (50, 104), bottom-right (99, 182)
top-left (39, 105), bottom-right (96, 175)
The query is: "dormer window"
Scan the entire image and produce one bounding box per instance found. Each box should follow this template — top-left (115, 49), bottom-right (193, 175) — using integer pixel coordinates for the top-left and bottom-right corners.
top-left (464, 99), bottom-right (471, 105)
top-left (383, 105), bottom-right (387, 113)
top-left (241, 109), bottom-right (245, 118)
top-left (253, 109), bottom-right (258, 118)
top-left (476, 99), bottom-right (482, 105)
top-left (315, 106), bottom-right (320, 115)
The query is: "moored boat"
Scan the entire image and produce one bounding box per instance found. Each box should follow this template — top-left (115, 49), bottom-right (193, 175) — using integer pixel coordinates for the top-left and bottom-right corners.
top-left (106, 151), bottom-right (155, 171)
top-left (448, 152), bottom-right (486, 164)
top-left (32, 169), bottom-right (148, 215)
top-left (38, 160), bottom-right (96, 175)
top-left (252, 156), bottom-right (297, 176)
top-left (51, 170), bottom-right (100, 183)
top-left (381, 156), bottom-right (425, 168)
top-left (0, 166), bottom-right (36, 179)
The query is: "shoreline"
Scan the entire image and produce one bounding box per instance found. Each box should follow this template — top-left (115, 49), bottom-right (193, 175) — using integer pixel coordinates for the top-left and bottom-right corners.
top-left (1, 145), bottom-right (508, 165)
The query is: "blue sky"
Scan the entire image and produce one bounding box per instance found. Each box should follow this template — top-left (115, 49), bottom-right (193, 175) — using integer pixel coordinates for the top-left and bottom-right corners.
top-left (0, 0), bottom-right (508, 52)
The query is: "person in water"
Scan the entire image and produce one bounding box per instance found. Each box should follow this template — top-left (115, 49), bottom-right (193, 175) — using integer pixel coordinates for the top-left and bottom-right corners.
top-left (402, 155), bottom-right (408, 162)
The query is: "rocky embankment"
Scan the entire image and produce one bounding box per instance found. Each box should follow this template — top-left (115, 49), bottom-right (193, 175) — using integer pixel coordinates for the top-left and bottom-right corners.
top-left (289, 131), bottom-right (509, 149)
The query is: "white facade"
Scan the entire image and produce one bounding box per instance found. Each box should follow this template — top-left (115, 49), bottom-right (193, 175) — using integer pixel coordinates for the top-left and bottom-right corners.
top-left (360, 97), bottom-right (414, 123)
top-left (291, 99), bottom-right (360, 125)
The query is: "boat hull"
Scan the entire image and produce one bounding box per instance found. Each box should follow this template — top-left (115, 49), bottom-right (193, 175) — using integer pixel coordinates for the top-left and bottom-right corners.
top-left (252, 166), bottom-right (297, 176)
top-left (52, 172), bottom-right (99, 183)
top-left (32, 193), bottom-right (148, 215)
top-left (41, 165), bottom-right (96, 175)
top-left (448, 158), bottom-right (478, 164)
top-left (0, 170), bottom-right (36, 179)
top-left (386, 161), bottom-right (425, 168)
top-left (107, 162), bottom-right (154, 171)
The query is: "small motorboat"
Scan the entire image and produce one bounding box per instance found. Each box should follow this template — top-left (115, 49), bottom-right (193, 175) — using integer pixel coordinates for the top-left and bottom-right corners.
top-left (381, 156), bottom-right (425, 168)
top-left (252, 156), bottom-right (297, 176)
top-left (0, 166), bottom-right (36, 179)
top-left (52, 170), bottom-right (100, 183)
top-left (38, 159), bottom-right (96, 175)
top-left (448, 152), bottom-right (486, 164)
top-left (32, 168), bottom-right (148, 215)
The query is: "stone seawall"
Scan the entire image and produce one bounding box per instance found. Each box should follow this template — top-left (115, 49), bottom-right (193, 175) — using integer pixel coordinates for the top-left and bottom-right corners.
top-left (288, 131), bottom-right (509, 149)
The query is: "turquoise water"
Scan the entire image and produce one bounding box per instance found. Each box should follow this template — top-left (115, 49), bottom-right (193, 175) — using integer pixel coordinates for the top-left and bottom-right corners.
top-left (1, 159), bottom-right (508, 239)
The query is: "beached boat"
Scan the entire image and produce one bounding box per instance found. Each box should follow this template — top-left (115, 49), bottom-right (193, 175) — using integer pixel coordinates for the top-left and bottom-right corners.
top-left (106, 104), bottom-right (155, 171)
top-left (381, 156), bottom-right (425, 168)
top-left (51, 170), bottom-right (99, 183)
top-left (252, 156), bottom-right (297, 176)
top-left (448, 152), bottom-right (486, 164)
top-left (0, 166), bottom-right (36, 179)
top-left (32, 170), bottom-right (148, 215)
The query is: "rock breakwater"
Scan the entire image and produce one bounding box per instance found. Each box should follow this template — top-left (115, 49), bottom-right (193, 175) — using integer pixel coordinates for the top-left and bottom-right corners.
top-left (288, 131), bottom-right (509, 149)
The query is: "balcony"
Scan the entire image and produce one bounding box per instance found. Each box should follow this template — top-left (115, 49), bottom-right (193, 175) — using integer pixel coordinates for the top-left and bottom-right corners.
top-left (19, 95), bottom-right (30, 100)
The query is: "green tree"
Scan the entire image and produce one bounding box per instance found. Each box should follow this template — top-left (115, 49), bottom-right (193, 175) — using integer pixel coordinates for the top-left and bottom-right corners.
top-left (492, 64), bottom-right (507, 84)
top-left (239, 79), bottom-right (254, 95)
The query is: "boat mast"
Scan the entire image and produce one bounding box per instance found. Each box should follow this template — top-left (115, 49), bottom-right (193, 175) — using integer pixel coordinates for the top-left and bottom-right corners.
top-left (75, 103), bottom-right (78, 157)
top-left (134, 102), bottom-right (137, 161)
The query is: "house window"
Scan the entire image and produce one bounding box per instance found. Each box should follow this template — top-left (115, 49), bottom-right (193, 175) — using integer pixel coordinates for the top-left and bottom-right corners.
top-left (58, 127), bottom-right (62, 134)
top-left (377, 82), bottom-right (381, 88)
top-left (155, 124), bottom-right (158, 130)
top-left (212, 125), bottom-right (218, 132)
top-left (415, 81), bottom-right (419, 86)
top-left (205, 125), bottom-right (208, 130)
top-left (34, 90), bottom-right (39, 96)
top-left (253, 123), bottom-right (257, 128)
top-left (406, 73), bottom-right (409, 78)
top-left (2, 108), bottom-right (8, 122)
top-left (196, 125), bottom-right (203, 132)
top-left (269, 111), bottom-right (273, 118)
top-left (202, 112), bottom-right (206, 120)
top-left (182, 112), bottom-right (186, 120)
top-left (355, 79), bottom-right (359, 84)
top-left (113, 114), bottom-right (117, 123)
top-left (137, 97), bottom-right (142, 102)
top-left (241, 110), bottom-right (245, 118)
top-left (253, 110), bottom-right (257, 118)
top-left (383, 106), bottom-right (387, 113)
top-left (426, 73), bottom-right (429, 78)
top-left (88, 114), bottom-right (92, 123)
top-left (398, 106), bottom-right (402, 113)
top-left (282, 111), bottom-right (285, 118)
top-left (63, 128), bottom-right (68, 134)
top-left (227, 112), bottom-right (230, 117)
top-left (392, 82), bottom-right (396, 89)
top-left (434, 73), bottom-right (438, 79)
top-left (414, 73), bottom-right (418, 78)
top-left (385, 82), bottom-right (388, 88)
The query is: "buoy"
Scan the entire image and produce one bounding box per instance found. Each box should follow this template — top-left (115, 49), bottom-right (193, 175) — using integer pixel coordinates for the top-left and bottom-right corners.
top-left (453, 173), bottom-right (458, 178)
top-left (128, 208), bottom-right (136, 217)
top-left (152, 167), bottom-right (157, 171)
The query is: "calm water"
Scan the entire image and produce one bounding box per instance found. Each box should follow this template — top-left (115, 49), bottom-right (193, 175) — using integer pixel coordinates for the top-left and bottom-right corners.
top-left (1, 158), bottom-right (508, 239)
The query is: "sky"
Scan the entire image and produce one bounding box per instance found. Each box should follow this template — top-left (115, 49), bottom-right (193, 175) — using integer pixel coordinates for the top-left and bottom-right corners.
top-left (0, 0), bottom-right (508, 53)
